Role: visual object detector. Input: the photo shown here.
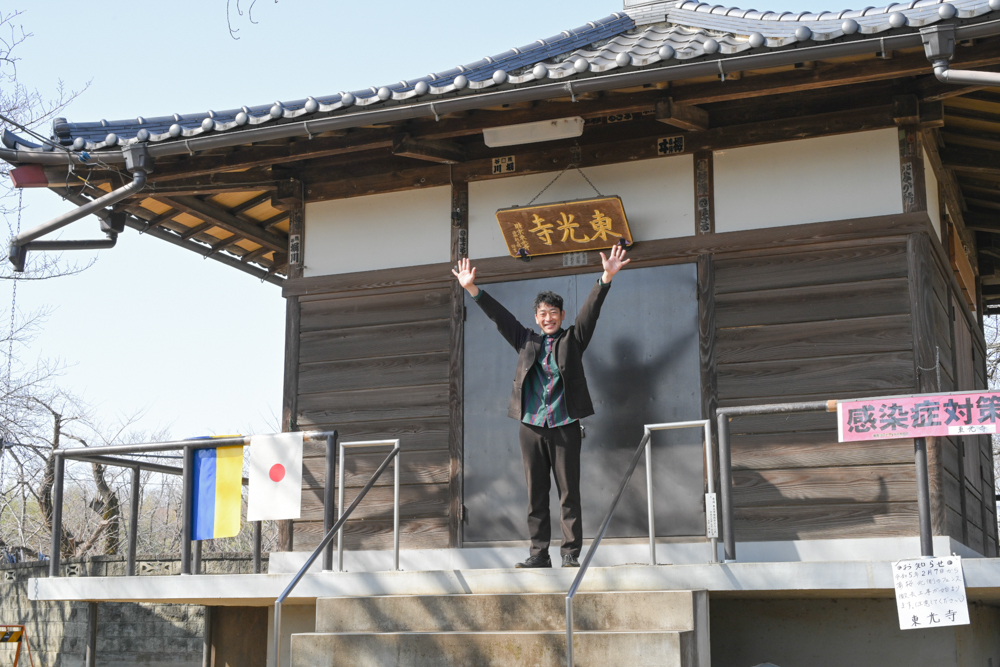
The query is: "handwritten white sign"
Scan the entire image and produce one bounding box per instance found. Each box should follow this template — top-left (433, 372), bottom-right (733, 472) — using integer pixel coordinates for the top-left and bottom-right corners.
top-left (892, 556), bottom-right (969, 630)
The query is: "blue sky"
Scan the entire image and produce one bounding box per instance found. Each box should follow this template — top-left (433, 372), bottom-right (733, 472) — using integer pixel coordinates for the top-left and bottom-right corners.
top-left (6, 0), bottom-right (827, 437)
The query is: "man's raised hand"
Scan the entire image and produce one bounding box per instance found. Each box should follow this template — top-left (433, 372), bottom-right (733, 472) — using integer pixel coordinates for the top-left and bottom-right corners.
top-left (599, 243), bottom-right (631, 283)
top-left (452, 257), bottom-right (480, 297)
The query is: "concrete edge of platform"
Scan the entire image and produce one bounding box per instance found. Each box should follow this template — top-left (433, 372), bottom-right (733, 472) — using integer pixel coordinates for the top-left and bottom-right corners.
top-left (28, 558), bottom-right (1000, 605)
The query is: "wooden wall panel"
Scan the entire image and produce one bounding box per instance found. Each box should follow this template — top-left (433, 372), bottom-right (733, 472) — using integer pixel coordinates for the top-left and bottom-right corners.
top-left (716, 240), bottom-right (922, 542)
top-left (210, 606), bottom-right (268, 667)
top-left (293, 286), bottom-right (452, 551)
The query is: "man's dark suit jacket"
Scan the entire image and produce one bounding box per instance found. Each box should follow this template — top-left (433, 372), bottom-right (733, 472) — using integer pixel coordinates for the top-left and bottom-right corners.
top-left (473, 279), bottom-right (611, 421)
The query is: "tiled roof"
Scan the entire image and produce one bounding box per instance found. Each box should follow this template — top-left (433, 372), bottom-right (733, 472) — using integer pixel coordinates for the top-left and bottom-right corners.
top-left (1, 0), bottom-right (996, 155)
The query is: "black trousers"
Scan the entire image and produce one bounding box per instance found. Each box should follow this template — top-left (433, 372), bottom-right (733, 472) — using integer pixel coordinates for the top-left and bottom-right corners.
top-left (519, 422), bottom-right (583, 557)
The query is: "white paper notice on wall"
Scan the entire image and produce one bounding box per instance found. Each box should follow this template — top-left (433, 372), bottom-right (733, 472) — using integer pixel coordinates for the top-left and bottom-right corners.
top-left (892, 556), bottom-right (969, 630)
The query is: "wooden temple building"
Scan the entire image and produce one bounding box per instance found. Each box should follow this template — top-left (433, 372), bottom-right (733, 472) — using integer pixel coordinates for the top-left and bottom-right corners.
top-left (5, 0), bottom-right (1000, 665)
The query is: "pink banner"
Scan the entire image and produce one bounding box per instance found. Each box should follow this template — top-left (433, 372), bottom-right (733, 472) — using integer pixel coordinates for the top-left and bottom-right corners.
top-left (837, 391), bottom-right (1000, 442)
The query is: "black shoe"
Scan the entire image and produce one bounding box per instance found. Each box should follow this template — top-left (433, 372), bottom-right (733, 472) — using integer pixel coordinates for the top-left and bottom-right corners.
top-left (561, 554), bottom-right (580, 568)
top-left (515, 554), bottom-right (552, 568)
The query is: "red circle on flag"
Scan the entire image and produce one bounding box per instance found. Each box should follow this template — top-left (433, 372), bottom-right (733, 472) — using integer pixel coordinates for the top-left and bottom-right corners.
top-left (269, 464), bottom-right (285, 482)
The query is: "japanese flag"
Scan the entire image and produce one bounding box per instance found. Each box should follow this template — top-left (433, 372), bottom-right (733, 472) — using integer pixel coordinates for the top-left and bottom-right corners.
top-left (247, 432), bottom-right (303, 521)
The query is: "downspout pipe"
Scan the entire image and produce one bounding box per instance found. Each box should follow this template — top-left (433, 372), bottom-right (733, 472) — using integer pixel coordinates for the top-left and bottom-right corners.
top-left (923, 23), bottom-right (1000, 86)
top-left (8, 146), bottom-right (149, 271)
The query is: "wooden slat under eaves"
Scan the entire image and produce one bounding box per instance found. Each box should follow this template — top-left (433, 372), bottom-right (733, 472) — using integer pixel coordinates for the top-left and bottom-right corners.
top-left (293, 286), bottom-right (452, 551)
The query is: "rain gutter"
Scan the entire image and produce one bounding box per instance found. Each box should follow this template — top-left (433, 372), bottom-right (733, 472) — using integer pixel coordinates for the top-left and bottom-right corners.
top-left (923, 23), bottom-right (1000, 84)
top-left (7, 146), bottom-right (149, 271)
top-left (3, 16), bottom-right (1000, 168)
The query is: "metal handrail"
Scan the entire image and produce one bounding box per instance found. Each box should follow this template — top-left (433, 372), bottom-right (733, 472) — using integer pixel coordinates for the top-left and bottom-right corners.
top-left (564, 420), bottom-right (719, 666)
top-left (48, 430), bottom-right (338, 577)
top-left (272, 440), bottom-right (400, 667)
top-left (564, 430), bottom-right (648, 667)
top-left (716, 395), bottom-right (946, 563)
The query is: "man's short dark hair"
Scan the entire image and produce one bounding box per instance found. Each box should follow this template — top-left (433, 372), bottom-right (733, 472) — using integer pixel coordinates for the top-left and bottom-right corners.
top-left (533, 291), bottom-right (564, 312)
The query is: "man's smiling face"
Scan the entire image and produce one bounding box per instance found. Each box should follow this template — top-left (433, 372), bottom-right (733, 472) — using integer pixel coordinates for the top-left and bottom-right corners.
top-left (534, 303), bottom-right (565, 335)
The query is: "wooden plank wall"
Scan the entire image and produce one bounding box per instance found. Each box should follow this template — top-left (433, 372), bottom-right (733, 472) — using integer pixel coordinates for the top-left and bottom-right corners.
top-left (716, 239), bottom-right (923, 541)
top-left (292, 287), bottom-right (453, 551)
top-left (918, 230), bottom-right (999, 557)
top-left (714, 232), bottom-right (997, 554)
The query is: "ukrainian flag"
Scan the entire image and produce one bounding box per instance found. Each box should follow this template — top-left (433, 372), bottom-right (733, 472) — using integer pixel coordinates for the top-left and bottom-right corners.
top-left (191, 446), bottom-right (243, 540)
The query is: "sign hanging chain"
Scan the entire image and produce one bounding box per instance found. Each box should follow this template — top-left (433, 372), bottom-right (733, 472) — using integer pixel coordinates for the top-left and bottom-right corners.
top-left (525, 148), bottom-right (602, 207)
top-left (0, 190), bottom-right (23, 504)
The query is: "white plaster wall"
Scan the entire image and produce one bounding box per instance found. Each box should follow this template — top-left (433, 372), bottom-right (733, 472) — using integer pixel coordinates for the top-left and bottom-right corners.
top-left (714, 129), bottom-right (903, 233)
top-left (468, 155), bottom-right (694, 259)
top-left (924, 147), bottom-right (941, 240)
top-left (303, 187), bottom-right (451, 277)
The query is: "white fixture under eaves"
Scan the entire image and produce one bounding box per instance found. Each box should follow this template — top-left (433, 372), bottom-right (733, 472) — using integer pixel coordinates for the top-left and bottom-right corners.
top-left (483, 117), bottom-right (585, 148)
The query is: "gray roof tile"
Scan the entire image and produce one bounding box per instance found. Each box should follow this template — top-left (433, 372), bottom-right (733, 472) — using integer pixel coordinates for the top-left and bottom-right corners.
top-left (3, 0), bottom-right (997, 155)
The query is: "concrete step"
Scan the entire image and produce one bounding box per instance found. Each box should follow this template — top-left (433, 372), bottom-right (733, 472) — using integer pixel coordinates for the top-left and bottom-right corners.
top-left (291, 630), bottom-right (698, 667)
top-left (315, 590), bottom-right (707, 634)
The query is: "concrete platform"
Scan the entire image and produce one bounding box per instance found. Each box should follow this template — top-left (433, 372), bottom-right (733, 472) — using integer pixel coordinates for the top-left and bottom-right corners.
top-left (29, 557), bottom-right (1000, 606)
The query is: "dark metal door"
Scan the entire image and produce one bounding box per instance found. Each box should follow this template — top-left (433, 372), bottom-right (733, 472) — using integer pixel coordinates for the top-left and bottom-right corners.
top-left (463, 262), bottom-right (704, 544)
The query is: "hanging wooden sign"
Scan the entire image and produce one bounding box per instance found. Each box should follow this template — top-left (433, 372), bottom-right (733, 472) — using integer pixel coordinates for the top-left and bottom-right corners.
top-left (495, 196), bottom-right (633, 258)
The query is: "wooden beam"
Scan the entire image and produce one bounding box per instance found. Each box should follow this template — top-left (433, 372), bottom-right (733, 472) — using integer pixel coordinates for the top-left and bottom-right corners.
top-left (966, 197), bottom-right (1000, 212)
top-left (966, 210), bottom-right (1000, 231)
top-left (179, 221), bottom-right (215, 241)
top-left (241, 246), bottom-right (272, 264)
top-left (655, 98), bottom-right (709, 131)
top-left (914, 73), bottom-right (988, 103)
top-left (157, 195), bottom-right (288, 252)
top-left (261, 212), bottom-right (291, 230)
top-left (892, 94), bottom-right (921, 126)
top-left (941, 146), bottom-right (1000, 175)
top-left (307, 104), bottom-right (907, 202)
top-left (942, 127), bottom-right (1000, 152)
top-left (150, 133), bottom-right (395, 183)
top-left (142, 170), bottom-right (279, 195)
top-left (141, 207), bottom-right (181, 231)
top-left (229, 192), bottom-right (274, 215)
top-left (920, 128), bottom-right (968, 238)
top-left (392, 134), bottom-right (465, 164)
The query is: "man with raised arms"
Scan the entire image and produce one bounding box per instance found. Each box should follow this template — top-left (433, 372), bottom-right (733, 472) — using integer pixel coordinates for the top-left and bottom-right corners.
top-left (452, 244), bottom-right (630, 568)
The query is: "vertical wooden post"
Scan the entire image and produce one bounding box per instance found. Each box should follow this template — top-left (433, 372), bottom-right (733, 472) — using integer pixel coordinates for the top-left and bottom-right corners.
top-left (279, 184), bottom-right (305, 553)
top-left (694, 152), bottom-right (715, 235)
top-left (448, 180), bottom-right (469, 547)
top-left (697, 255), bottom-right (718, 422)
top-left (907, 233), bottom-right (946, 541)
top-left (898, 128), bottom-right (927, 214)
top-left (697, 254), bottom-right (719, 561)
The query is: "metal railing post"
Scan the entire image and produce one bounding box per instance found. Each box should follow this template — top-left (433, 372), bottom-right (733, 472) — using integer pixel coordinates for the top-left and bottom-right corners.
top-left (337, 441), bottom-right (346, 572)
top-left (644, 429), bottom-right (655, 566)
top-left (193, 540), bottom-right (202, 575)
top-left (914, 437), bottom-right (934, 557)
top-left (394, 443), bottom-right (401, 571)
top-left (253, 522), bottom-right (262, 574)
top-left (703, 421), bottom-right (719, 564)
top-left (323, 432), bottom-right (338, 571)
top-left (181, 445), bottom-right (194, 575)
top-left (716, 413), bottom-right (736, 562)
top-left (49, 452), bottom-right (65, 577)
top-left (127, 466), bottom-right (140, 576)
